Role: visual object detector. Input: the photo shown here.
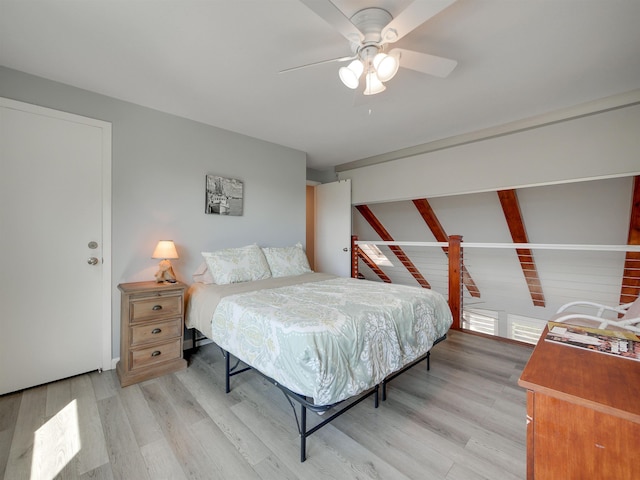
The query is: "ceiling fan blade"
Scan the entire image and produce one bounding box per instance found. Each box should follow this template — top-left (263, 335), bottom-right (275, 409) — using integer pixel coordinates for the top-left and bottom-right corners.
top-left (392, 48), bottom-right (457, 78)
top-left (381, 0), bottom-right (456, 44)
top-left (279, 54), bottom-right (355, 74)
top-left (299, 0), bottom-right (364, 44)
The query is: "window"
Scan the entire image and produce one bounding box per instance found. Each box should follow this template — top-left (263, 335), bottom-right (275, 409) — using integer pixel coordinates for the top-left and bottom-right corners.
top-left (359, 244), bottom-right (393, 266)
top-left (508, 314), bottom-right (546, 345)
top-left (462, 308), bottom-right (497, 335)
top-left (463, 308), bottom-right (545, 344)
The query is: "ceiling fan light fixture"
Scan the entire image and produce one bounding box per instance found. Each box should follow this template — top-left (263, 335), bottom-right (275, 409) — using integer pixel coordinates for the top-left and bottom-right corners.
top-left (289, 3), bottom-right (459, 97)
top-left (364, 71), bottom-right (386, 95)
top-left (338, 59), bottom-right (364, 89)
top-left (373, 52), bottom-right (400, 82)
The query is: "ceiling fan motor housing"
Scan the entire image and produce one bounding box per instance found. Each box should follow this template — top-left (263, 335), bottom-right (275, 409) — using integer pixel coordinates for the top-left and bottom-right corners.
top-left (350, 7), bottom-right (393, 57)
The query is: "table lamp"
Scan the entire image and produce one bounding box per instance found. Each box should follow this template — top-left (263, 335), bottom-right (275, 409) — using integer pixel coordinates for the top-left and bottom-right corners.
top-left (152, 240), bottom-right (178, 283)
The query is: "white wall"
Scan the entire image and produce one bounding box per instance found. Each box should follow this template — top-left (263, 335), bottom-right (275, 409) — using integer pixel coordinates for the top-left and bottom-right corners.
top-left (352, 177), bottom-right (634, 320)
top-left (343, 101), bottom-right (639, 339)
top-left (339, 103), bottom-right (640, 204)
top-left (0, 67), bottom-right (307, 359)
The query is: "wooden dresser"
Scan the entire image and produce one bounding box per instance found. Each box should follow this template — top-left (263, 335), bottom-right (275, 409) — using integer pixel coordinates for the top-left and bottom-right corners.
top-left (518, 326), bottom-right (640, 479)
top-left (116, 281), bottom-right (188, 387)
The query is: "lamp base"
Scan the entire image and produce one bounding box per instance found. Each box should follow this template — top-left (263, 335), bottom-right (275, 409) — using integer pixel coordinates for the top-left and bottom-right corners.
top-left (154, 259), bottom-right (177, 283)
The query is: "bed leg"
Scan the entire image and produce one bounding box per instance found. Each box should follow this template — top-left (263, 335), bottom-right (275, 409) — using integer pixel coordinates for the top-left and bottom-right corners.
top-left (381, 381), bottom-right (387, 402)
top-left (300, 405), bottom-right (307, 462)
top-left (427, 351), bottom-right (431, 371)
top-left (225, 352), bottom-right (231, 394)
top-left (374, 385), bottom-right (379, 408)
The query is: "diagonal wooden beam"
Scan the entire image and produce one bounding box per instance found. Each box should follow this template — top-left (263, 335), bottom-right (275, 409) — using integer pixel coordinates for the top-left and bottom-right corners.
top-left (621, 175), bottom-right (640, 304)
top-left (355, 205), bottom-right (431, 288)
top-left (357, 249), bottom-right (392, 283)
top-left (412, 198), bottom-right (480, 298)
top-left (497, 189), bottom-right (545, 307)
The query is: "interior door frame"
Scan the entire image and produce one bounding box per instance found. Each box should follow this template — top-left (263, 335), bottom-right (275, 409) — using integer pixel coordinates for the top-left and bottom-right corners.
top-left (1, 97), bottom-right (113, 372)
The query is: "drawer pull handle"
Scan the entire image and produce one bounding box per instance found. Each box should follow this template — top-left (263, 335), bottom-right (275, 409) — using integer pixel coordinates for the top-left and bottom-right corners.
top-left (152, 305), bottom-right (163, 311)
top-left (151, 351), bottom-right (161, 357)
top-left (151, 328), bottom-right (162, 334)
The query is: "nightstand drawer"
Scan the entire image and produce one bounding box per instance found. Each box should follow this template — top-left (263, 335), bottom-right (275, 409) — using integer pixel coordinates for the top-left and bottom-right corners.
top-left (130, 294), bottom-right (182, 321)
top-left (130, 318), bottom-right (182, 346)
top-left (130, 338), bottom-right (182, 370)
top-left (117, 281), bottom-right (187, 387)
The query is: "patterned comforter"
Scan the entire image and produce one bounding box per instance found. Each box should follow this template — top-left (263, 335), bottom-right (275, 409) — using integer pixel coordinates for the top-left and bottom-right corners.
top-left (186, 273), bottom-right (452, 405)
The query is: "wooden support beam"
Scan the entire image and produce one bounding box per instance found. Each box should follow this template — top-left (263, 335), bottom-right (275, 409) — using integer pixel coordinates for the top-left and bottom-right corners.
top-left (355, 205), bottom-right (431, 288)
top-left (448, 235), bottom-right (462, 330)
top-left (621, 175), bottom-right (640, 304)
top-left (497, 189), bottom-right (545, 307)
top-left (412, 198), bottom-right (481, 298)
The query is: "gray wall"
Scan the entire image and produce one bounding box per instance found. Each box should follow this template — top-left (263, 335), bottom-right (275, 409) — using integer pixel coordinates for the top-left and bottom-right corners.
top-left (0, 67), bottom-right (307, 359)
top-left (306, 167), bottom-right (336, 184)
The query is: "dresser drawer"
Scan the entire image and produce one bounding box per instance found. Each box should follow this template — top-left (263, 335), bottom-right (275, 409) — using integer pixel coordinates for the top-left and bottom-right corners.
top-left (130, 338), bottom-right (182, 370)
top-left (130, 294), bottom-right (182, 322)
top-left (130, 318), bottom-right (182, 346)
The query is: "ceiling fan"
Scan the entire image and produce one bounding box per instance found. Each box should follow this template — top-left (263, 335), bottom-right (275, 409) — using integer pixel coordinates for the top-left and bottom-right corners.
top-left (283, 0), bottom-right (458, 95)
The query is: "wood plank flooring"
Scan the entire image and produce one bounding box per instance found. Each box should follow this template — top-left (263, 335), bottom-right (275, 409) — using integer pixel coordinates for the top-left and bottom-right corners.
top-left (0, 331), bottom-right (532, 479)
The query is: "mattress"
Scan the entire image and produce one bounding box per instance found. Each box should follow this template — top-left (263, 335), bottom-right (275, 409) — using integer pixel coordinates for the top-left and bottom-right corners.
top-left (186, 273), bottom-right (452, 405)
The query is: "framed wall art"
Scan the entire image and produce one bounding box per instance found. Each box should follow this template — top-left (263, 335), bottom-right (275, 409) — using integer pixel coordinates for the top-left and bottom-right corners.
top-left (205, 175), bottom-right (243, 216)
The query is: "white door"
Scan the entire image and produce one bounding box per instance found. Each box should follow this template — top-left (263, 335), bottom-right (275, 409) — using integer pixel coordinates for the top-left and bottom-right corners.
top-left (314, 179), bottom-right (352, 276)
top-left (0, 98), bottom-right (111, 395)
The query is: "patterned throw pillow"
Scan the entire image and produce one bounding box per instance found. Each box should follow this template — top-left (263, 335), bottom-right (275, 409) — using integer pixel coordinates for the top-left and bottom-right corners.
top-left (201, 244), bottom-right (271, 284)
top-left (262, 243), bottom-right (312, 278)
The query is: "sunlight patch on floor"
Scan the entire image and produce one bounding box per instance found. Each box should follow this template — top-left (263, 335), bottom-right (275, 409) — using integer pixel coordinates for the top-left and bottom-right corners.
top-left (31, 399), bottom-right (81, 479)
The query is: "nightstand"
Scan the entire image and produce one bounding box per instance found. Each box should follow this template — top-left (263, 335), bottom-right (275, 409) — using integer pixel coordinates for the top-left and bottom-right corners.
top-left (116, 281), bottom-right (188, 387)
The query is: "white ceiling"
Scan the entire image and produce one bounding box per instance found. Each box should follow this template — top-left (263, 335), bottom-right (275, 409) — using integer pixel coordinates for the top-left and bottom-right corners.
top-left (2, 0), bottom-right (639, 171)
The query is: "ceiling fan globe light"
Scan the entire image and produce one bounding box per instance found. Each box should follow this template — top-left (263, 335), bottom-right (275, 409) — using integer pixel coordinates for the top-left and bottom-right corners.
top-left (374, 52), bottom-right (400, 82)
top-left (339, 60), bottom-right (363, 89)
top-left (364, 71), bottom-right (386, 95)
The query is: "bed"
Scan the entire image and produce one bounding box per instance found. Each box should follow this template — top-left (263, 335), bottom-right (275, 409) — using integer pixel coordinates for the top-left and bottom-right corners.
top-left (185, 244), bottom-right (453, 460)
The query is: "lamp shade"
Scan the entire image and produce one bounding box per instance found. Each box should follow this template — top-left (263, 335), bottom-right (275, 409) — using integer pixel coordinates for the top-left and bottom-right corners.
top-left (364, 71), bottom-right (386, 95)
top-left (152, 240), bottom-right (178, 259)
top-left (338, 60), bottom-right (364, 89)
top-left (373, 52), bottom-right (400, 82)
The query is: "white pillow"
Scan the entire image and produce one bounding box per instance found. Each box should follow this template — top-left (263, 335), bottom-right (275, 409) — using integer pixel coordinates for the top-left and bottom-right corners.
top-left (262, 243), bottom-right (312, 278)
top-left (192, 262), bottom-right (215, 284)
top-left (201, 245), bottom-right (271, 285)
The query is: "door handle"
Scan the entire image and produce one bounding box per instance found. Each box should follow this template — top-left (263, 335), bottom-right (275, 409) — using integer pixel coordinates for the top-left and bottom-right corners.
top-left (87, 257), bottom-right (99, 265)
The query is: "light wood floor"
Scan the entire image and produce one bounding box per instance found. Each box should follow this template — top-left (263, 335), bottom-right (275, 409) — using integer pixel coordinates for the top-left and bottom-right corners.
top-left (0, 331), bottom-right (532, 480)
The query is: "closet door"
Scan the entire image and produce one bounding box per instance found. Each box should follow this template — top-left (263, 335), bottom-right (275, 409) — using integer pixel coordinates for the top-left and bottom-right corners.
top-left (0, 98), bottom-right (111, 394)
